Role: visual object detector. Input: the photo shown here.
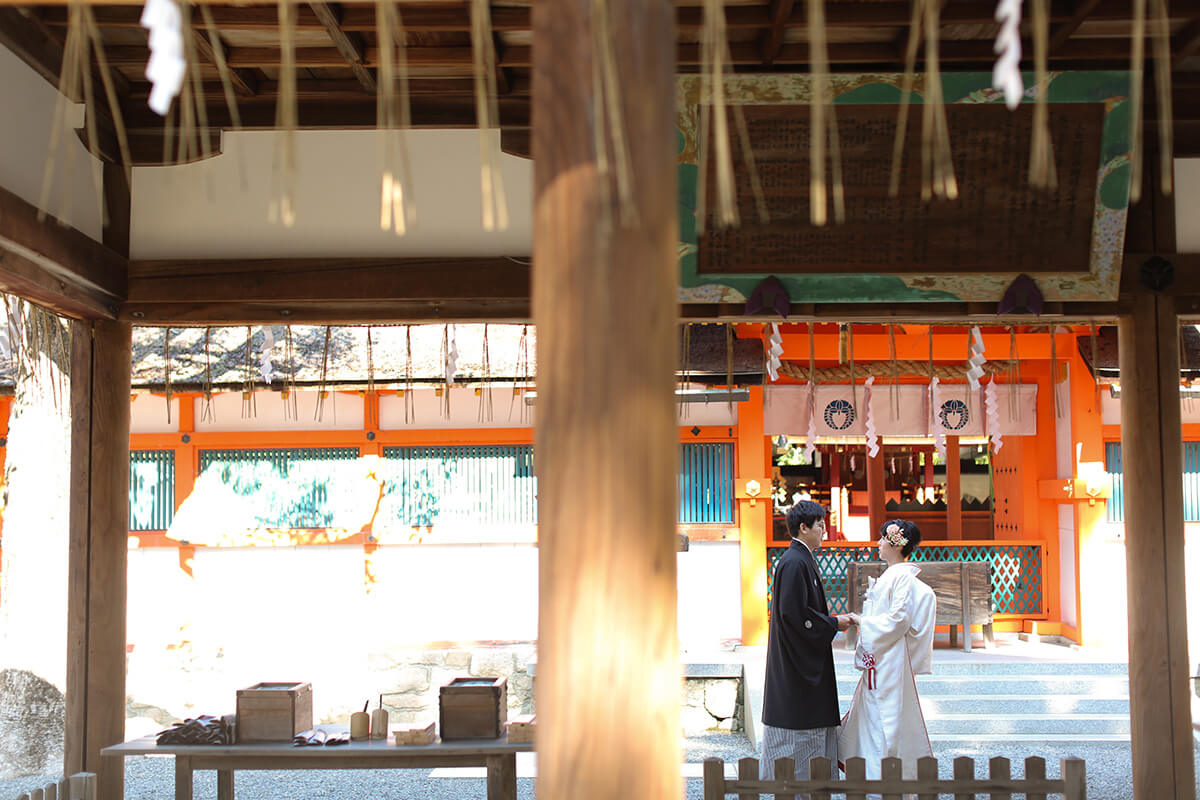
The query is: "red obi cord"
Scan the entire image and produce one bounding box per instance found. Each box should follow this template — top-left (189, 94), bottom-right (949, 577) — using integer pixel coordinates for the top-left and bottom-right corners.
top-left (862, 652), bottom-right (877, 690)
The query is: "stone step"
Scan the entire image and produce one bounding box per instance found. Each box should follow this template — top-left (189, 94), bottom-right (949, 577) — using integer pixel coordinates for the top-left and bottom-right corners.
top-left (831, 658), bottom-right (1129, 677)
top-left (922, 713), bottom-right (1130, 736)
top-left (928, 732), bottom-right (1132, 743)
top-left (839, 694), bottom-right (1130, 715)
top-left (836, 674), bottom-right (1130, 697)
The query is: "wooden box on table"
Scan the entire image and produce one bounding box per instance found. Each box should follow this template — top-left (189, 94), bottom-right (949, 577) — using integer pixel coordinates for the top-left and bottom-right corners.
top-left (439, 677), bottom-right (507, 739)
top-left (236, 682), bottom-right (313, 743)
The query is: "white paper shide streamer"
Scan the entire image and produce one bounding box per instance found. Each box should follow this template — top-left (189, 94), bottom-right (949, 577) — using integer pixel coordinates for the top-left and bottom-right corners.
top-left (992, 0), bottom-right (1023, 110)
top-left (259, 326), bottom-right (275, 385)
top-left (765, 323), bottom-right (784, 382)
top-left (141, 0), bottom-right (186, 116)
top-left (965, 326), bottom-right (987, 389)
top-left (985, 378), bottom-right (1003, 453)
top-left (863, 375), bottom-right (879, 457)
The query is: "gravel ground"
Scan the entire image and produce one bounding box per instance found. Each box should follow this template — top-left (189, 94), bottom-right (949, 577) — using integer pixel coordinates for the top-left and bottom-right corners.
top-left (3, 734), bottom-right (1198, 799)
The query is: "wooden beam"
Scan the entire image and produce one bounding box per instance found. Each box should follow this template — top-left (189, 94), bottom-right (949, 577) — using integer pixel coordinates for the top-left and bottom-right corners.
top-left (67, 319), bottom-right (132, 800)
top-left (35, 0), bottom-right (1200, 29)
top-left (127, 256), bottom-right (529, 302)
top-left (191, 25), bottom-right (258, 96)
top-left (119, 298), bottom-right (533, 324)
top-left (119, 96), bottom-right (531, 129)
top-left (533, 0), bottom-right (680, 800)
top-left (1118, 285), bottom-right (1196, 800)
top-left (946, 435), bottom-right (962, 539)
top-left (127, 77), bottom-right (522, 103)
top-left (307, 1), bottom-right (376, 94)
top-left (867, 444), bottom-right (886, 539)
top-left (102, 161), bottom-right (129, 258)
top-left (1048, 0), bottom-right (1105, 53)
top-left (0, 185), bottom-right (125, 319)
top-left (759, 0), bottom-right (796, 66)
top-left (1171, 17), bottom-right (1200, 65)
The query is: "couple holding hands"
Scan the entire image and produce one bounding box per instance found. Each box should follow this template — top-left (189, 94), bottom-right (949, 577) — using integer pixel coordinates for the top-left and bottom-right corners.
top-left (762, 501), bottom-right (937, 784)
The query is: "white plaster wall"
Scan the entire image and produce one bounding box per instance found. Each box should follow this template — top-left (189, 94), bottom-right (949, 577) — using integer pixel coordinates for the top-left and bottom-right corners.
top-left (131, 130), bottom-right (532, 259)
top-left (0, 43), bottom-right (102, 240)
top-left (1176, 159), bottom-right (1200, 253)
top-left (131, 395), bottom-right (181, 433)
top-left (193, 390), bottom-right (365, 432)
top-left (125, 539), bottom-right (743, 718)
top-left (1101, 390), bottom-right (1200, 427)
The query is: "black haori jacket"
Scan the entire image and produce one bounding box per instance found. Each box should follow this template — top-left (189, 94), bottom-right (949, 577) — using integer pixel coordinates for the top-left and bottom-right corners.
top-left (762, 540), bottom-right (841, 730)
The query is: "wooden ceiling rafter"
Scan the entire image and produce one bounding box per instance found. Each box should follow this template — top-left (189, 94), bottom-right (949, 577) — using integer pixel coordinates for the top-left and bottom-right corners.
top-left (307, 0), bottom-right (375, 94)
top-left (190, 18), bottom-right (258, 96)
top-left (759, 0), bottom-right (796, 67)
top-left (1047, 0), bottom-right (1106, 53)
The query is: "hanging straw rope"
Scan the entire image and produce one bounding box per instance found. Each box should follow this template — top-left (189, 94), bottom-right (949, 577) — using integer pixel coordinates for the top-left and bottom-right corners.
top-left (200, 326), bottom-right (215, 423)
top-left (590, 0), bottom-right (636, 227)
top-left (366, 326), bottom-right (377, 429)
top-left (404, 324), bottom-right (416, 423)
top-left (269, 0), bottom-right (298, 226)
top-left (163, 327), bottom-right (173, 424)
top-left (808, 0), bottom-right (845, 225)
top-left (377, 0), bottom-right (416, 234)
top-left (198, 5), bottom-right (248, 187)
top-left (470, 0), bottom-right (510, 231)
top-left (478, 323), bottom-right (494, 422)
top-left (283, 324), bottom-right (299, 421)
top-left (39, 3), bottom-right (88, 227)
top-left (314, 325), bottom-right (332, 421)
top-left (1028, 0), bottom-right (1056, 190)
top-left (888, 0), bottom-right (922, 197)
top-left (241, 325), bottom-right (257, 418)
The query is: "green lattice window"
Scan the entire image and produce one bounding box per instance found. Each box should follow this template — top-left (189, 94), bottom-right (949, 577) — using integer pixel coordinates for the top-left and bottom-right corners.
top-left (767, 543), bottom-right (1043, 616)
top-left (198, 447), bottom-right (361, 528)
top-left (129, 450), bottom-right (175, 531)
top-left (381, 445), bottom-right (537, 528)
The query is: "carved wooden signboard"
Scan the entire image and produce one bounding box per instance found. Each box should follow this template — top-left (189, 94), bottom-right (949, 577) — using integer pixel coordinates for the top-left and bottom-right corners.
top-left (675, 73), bottom-right (1131, 304)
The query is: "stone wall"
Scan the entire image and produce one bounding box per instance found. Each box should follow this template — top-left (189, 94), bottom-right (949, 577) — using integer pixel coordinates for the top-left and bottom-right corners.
top-left (123, 642), bottom-right (743, 739)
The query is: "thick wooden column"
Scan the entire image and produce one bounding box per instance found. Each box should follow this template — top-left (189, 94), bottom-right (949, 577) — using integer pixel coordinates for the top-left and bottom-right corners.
top-left (867, 445), bottom-right (885, 538)
top-left (531, 0), bottom-right (678, 797)
top-left (945, 435), bottom-right (962, 539)
top-left (1118, 286), bottom-right (1196, 800)
top-left (67, 320), bottom-right (131, 800)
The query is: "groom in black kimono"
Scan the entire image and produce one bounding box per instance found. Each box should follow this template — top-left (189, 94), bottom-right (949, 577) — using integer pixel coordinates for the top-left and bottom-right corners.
top-left (761, 500), bottom-right (851, 783)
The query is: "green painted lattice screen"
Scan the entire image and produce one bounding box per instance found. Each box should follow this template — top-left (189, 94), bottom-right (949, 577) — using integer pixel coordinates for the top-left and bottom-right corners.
top-left (767, 544), bottom-right (1044, 616)
top-left (1105, 440), bottom-right (1200, 523)
top-left (381, 445), bottom-right (537, 527)
top-left (129, 450), bottom-right (174, 531)
top-left (198, 447), bottom-right (361, 528)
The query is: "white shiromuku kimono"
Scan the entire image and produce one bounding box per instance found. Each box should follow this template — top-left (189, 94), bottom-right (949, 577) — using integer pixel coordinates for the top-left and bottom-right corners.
top-left (838, 562), bottom-right (937, 778)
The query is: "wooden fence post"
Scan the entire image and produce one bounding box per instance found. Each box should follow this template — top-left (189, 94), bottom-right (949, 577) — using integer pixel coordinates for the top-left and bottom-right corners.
top-left (989, 755), bottom-right (1012, 800)
top-left (703, 758), bottom-right (725, 800)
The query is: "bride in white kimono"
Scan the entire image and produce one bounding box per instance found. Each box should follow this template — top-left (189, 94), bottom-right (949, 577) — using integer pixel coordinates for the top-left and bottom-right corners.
top-left (839, 519), bottom-right (937, 779)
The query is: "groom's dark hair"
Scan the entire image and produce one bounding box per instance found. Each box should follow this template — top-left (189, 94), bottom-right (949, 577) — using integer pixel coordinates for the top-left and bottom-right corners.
top-left (787, 500), bottom-right (827, 536)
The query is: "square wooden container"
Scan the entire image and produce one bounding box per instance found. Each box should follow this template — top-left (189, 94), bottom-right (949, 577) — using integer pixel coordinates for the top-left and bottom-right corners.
top-left (439, 677), bottom-right (507, 740)
top-left (236, 682), bottom-right (313, 743)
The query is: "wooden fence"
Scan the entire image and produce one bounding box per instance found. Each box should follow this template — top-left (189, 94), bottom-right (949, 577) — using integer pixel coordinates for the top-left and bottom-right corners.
top-left (6, 773), bottom-right (96, 800)
top-left (704, 756), bottom-right (1086, 799)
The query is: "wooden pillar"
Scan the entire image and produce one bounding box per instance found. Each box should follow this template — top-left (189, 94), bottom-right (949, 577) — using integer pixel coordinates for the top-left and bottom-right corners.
top-left (946, 435), bottom-right (962, 539)
top-left (66, 320), bottom-right (131, 800)
top-left (532, 0), bottom-right (678, 796)
top-left (867, 445), bottom-right (886, 538)
top-left (736, 386), bottom-right (769, 646)
top-left (1118, 286), bottom-right (1196, 799)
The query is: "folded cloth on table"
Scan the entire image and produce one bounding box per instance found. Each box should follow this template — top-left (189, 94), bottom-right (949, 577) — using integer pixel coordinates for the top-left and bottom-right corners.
top-left (293, 729), bottom-right (328, 746)
top-left (157, 716), bottom-right (233, 745)
top-left (293, 729), bottom-right (351, 746)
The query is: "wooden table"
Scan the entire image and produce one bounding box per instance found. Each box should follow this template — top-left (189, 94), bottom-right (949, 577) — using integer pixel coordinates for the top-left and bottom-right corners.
top-left (102, 733), bottom-right (532, 800)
